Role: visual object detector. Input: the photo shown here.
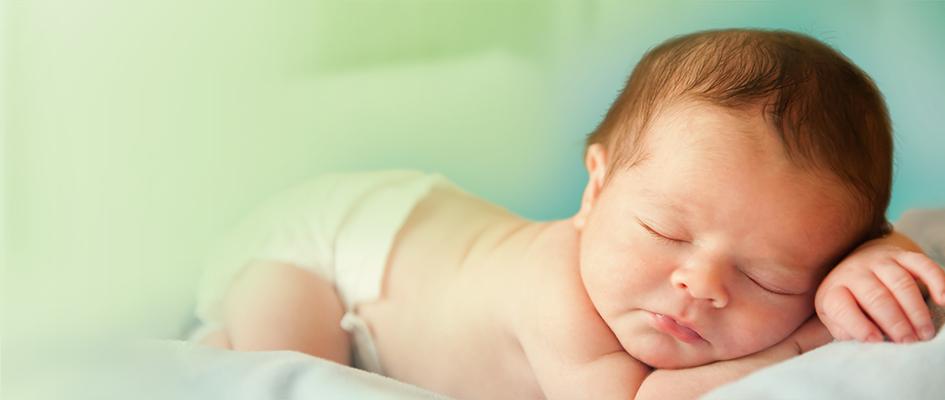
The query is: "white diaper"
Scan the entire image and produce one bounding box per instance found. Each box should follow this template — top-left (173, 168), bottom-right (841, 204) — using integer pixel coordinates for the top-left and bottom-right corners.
top-left (192, 170), bottom-right (454, 374)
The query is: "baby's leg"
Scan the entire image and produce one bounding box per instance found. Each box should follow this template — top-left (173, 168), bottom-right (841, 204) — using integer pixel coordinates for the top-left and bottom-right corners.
top-left (202, 260), bottom-right (351, 365)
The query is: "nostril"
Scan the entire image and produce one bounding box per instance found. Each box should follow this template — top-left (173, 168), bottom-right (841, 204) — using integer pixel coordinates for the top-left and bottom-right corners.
top-left (670, 269), bottom-right (690, 291)
top-left (711, 292), bottom-right (729, 308)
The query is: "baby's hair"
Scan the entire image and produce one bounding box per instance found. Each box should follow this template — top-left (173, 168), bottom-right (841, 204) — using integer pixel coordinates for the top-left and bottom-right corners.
top-left (587, 28), bottom-right (893, 244)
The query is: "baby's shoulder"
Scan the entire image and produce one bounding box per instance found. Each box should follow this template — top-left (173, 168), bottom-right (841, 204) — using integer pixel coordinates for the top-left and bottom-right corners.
top-left (515, 222), bottom-right (622, 352)
top-left (516, 251), bottom-right (647, 397)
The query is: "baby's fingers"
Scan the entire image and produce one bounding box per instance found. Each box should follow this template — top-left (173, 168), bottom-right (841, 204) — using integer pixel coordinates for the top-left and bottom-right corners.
top-left (894, 251), bottom-right (945, 306)
top-left (821, 287), bottom-right (883, 343)
top-left (874, 262), bottom-right (934, 341)
top-left (850, 275), bottom-right (918, 343)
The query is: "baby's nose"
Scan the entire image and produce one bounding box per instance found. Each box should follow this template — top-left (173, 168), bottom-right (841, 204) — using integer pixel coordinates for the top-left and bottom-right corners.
top-left (671, 259), bottom-right (729, 308)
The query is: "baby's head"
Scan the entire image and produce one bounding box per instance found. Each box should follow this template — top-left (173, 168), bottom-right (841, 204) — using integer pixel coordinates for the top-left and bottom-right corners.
top-left (572, 29), bottom-right (893, 368)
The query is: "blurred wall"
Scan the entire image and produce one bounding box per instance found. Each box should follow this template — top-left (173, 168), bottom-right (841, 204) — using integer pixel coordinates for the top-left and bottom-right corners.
top-left (3, 0), bottom-right (944, 383)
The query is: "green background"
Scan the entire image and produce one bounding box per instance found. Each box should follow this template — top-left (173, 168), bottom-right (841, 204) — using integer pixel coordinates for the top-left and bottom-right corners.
top-left (3, 1), bottom-right (945, 394)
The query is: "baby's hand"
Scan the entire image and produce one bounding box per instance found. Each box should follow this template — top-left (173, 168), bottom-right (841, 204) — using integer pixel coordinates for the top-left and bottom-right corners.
top-left (816, 237), bottom-right (945, 344)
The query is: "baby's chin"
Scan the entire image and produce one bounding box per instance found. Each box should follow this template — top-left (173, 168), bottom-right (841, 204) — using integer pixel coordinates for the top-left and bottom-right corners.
top-left (628, 339), bottom-right (744, 369)
top-left (634, 350), bottom-right (719, 369)
top-left (633, 343), bottom-right (764, 369)
top-left (624, 330), bottom-right (769, 369)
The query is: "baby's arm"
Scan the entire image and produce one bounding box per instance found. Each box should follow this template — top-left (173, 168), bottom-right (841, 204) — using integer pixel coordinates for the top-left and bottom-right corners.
top-left (521, 303), bottom-right (652, 399)
top-left (205, 260), bottom-right (351, 364)
top-left (528, 348), bottom-right (651, 399)
top-left (816, 230), bottom-right (945, 343)
top-left (519, 256), bottom-right (652, 399)
top-left (635, 316), bottom-right (832, 399)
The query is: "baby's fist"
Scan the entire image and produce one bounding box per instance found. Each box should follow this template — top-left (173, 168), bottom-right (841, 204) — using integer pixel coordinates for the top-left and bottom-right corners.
top-left (815, 240), bottom-right (945, 344)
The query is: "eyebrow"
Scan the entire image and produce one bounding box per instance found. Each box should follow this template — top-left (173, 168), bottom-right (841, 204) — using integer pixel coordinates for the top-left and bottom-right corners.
top-left (638, 187), bottom-right (689, 217)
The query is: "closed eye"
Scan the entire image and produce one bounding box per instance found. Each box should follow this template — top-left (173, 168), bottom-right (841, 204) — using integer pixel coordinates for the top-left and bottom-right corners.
top-left (637, 219), bottom-right (684, 244)
top-left (741, 271), bottom-right (793, 296)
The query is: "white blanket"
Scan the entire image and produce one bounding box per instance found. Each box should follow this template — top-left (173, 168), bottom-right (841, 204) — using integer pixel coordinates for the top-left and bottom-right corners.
top-left (44, 340), bottom-right (446, 399)
top-left (702, 333), bottom-right (945, 399)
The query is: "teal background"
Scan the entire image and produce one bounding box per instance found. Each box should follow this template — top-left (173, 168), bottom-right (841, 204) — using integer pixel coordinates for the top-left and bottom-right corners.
top-left (2, 1), bottom-right (944, 395)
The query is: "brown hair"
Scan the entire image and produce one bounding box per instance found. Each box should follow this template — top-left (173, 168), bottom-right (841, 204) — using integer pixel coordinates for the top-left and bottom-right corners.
top-left (587, 28), bottom-right (893, 243)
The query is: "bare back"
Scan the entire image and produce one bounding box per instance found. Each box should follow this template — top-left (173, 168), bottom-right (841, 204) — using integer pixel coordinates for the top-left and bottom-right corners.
top-left (357, 186), bottom-right (546, 398)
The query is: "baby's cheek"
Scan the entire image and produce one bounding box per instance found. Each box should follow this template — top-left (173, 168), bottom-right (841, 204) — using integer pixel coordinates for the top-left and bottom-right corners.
top-left (724, 302), bottom-right (799, 356)
top-left (749, 301), bottom-right (813, 351)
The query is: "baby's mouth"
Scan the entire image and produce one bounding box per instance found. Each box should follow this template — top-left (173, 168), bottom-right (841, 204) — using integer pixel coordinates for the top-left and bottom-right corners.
top-left (650, 313), bottom-right (706, 344)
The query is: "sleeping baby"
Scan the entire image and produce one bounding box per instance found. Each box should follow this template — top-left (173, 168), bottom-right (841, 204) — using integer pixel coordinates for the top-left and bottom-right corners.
top-left (190, 28), bottom-right (945, 399)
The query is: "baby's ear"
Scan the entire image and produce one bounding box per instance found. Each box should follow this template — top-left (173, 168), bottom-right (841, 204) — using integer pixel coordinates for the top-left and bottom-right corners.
top-left (574, 144), bottom-right (608, 231)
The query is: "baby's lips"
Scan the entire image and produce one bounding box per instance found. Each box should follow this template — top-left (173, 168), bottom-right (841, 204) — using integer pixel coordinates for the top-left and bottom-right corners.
top-left (651, 313), bottom-right (705, 344)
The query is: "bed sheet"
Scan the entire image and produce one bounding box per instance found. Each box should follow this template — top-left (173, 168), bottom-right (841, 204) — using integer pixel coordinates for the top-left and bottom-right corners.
top-left (42, 339), bottom-right (446, 400)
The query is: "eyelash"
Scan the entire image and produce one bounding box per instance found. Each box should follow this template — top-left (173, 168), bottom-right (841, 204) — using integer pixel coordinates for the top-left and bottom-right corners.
top-left (742, 272), bottom-right (791, 296)
top-left (639, 221), bottom-right (684, 244)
